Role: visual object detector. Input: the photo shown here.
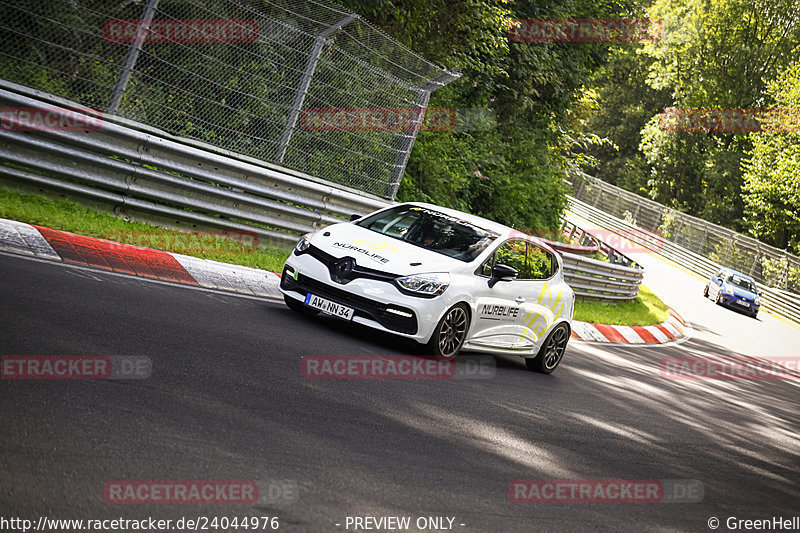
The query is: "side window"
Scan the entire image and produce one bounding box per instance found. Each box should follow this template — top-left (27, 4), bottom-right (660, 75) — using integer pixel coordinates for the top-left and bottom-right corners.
top-left (526, 243), bottom-right (555, 280)
top-left (481, 240), bottom-right (528, 277)
top-left (496, 240), bottom-right (528, 278)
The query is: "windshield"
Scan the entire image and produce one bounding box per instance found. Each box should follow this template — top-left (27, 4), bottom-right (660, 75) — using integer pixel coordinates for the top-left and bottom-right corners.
top-left (727, 274), bottom-right (757, 293)
top-left (356, 205), bottom-right (499, 262)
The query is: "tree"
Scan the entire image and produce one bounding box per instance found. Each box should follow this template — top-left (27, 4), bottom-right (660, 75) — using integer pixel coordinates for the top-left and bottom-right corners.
top-left (741, 61), bottom-right (800, 254)
top-left (637, 0), bottom-right (800, 228)
top-left (339, 0), bottom-right (631, 231)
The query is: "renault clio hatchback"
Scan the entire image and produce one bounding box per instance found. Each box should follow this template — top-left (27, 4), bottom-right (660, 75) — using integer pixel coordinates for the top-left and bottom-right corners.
top-left (280, 203), bottom-right (575, 373)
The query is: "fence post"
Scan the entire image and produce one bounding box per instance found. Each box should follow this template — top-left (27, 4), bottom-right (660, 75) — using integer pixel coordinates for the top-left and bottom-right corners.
top-left (575, 175), bottom-right (586, 200)
top-left (274, 14), bottom-right (358, 164)
top-left (106, 0), bottom-right (161, 114)
top-left (722, 236), bottom-right (735, 265)
top-left (781, 252), bottom-right (790, 290)
top-left (387, 71), bottom-right (459, 199)
top-left (749, 245), bottom-right (760, 277)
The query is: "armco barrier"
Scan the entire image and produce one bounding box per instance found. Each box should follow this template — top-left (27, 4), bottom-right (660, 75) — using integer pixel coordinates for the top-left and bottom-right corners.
top-left (566, 196), bottom-right (800, 324)
top-left (0, 80), bottom-right (644, 301)
top-left (561, 252), bottom-right (643, 300)
top-left (0, 80), bottom-right (388, 249)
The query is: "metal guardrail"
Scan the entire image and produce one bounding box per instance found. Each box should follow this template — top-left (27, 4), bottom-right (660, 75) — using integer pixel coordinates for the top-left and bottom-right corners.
top-left (0, 81), bottom-right (645, 301)
top-left (0, 81), bottom-right (387, 249)
top-left (566, 196), bottom-right (800, 325)
top-left (536, 219), bottom-right (645, 301)
top-left (571, 171), bottom-right (800, 293)
top-left (0, 0), bottom-right (457, 199)
top-left (561, 252), bottom-right (643, 301)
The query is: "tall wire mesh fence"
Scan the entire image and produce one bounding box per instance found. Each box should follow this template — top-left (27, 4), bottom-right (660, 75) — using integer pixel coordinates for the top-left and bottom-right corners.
top-left (0, 0), bottom-right (456, 198)
top-left (570, 172), bottom-right (800, 293)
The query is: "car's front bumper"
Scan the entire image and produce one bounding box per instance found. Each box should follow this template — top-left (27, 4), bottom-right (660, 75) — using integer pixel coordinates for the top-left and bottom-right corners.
top-left (279, 254), bottom-right (445, 342)
top-left (718, 294), bottom-right (759, 314)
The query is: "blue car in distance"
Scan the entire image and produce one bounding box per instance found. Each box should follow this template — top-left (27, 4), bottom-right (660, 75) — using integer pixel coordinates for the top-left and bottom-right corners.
top-left (703, 267), bottom-right (761, 318)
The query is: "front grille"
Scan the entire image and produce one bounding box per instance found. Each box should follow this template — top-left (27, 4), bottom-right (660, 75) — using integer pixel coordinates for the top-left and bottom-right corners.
top-left (299, 245), bottom-right (397, 284)
top-left (281, 269), bottom-right (418, 335)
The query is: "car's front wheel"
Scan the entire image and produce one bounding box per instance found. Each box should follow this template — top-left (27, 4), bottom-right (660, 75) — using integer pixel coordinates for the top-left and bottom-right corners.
top-left (426, 303), bottom-right (469, 358)
top-left (703, 284), bottom-right (708, 297)
top-left (526, 322), bottom-right (570, 374)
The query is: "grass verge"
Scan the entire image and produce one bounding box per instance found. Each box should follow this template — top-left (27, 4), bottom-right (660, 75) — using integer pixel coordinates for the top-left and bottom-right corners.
top-left (1, 186), bottom-right (671, 326)
top-left (573, 285), bottom-right (671, 326)
top-left (0, 187), bottom-right (292, 272)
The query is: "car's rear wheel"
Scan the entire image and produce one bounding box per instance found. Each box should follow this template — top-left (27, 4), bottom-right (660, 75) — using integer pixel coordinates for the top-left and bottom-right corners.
top-left (526, 323), bottom-right (570, 374)
top-left (426, 304), bottom-right (469, 359)
top-left (715, 291), bottom-right (723, 305)
top-left (284, 294), bottom-right (318, 315)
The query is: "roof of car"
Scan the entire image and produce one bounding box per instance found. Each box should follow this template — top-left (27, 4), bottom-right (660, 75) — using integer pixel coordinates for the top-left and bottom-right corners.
top-left (720, 267), bottom-right (756, 281)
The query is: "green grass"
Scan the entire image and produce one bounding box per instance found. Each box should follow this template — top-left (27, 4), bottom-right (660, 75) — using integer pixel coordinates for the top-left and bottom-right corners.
top-left (0, 186), bottom-right (670, 326)
top-left (573, 285), bottom-right (670, 326)
top-left (0, 187), bottom-right (291, 272)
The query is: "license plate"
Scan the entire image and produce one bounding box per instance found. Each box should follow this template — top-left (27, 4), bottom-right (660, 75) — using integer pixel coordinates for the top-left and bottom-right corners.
top-left (304, 293), bottom-right (354, 320)
top-left (736, 300), bottom-right (750, 308)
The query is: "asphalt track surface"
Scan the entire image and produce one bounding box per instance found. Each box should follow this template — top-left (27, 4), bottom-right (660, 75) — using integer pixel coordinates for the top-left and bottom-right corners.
top-left (2, 250), bottom-right (800, 532)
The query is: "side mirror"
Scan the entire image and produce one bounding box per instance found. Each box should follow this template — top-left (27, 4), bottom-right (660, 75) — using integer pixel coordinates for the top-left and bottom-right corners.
top-left (350, 214), bottom-right (361, 222)
top-left (489, 263), bottom-right (518, 288)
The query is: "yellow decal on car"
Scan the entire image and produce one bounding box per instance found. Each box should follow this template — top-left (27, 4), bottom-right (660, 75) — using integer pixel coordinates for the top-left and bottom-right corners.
top-left (521, 283), bottom-right (565, 342)
top-left (352, 240), bottom-right (402, 252)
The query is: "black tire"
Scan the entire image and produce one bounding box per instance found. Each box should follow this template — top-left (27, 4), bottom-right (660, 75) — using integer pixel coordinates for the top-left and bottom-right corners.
top-left (715, 290), bottom-right (723, 305)
top-left (284, 294), bottom-right (318, 315)
top-left (426, 303), bottom-right (469, 358)
top-left (526, 322), bottom-right (570, 374)
top-left (703, 284), bottom-right (708, 298)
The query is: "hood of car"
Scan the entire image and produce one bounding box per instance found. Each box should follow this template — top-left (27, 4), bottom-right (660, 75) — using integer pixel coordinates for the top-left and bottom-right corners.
top-left (309, 223), bottom-right (468, 275)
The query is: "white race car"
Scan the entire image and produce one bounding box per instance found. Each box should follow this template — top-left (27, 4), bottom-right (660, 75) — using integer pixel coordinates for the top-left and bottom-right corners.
top-left (280, 202), bottom-right (574, 373)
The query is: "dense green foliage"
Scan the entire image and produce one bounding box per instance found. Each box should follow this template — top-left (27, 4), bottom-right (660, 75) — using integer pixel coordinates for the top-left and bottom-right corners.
top-left (742, 62), bottom-right (800, 254)
top-left (338, 0), bottom-right (634, 232)
top-left (580, 0), bottom-right (800, 250)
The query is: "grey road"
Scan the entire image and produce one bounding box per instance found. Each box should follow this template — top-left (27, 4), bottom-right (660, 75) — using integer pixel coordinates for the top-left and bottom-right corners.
top-left (1, 251), bottom-right (799, 532)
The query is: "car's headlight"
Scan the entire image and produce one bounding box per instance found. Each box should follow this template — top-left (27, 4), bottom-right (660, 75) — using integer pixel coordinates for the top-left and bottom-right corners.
top-left (724, 286), bottom-right (734, 296)
top-left (395, 272), bottom-right (450, 297)
top-left (754, 296), bottom-right (760, 305)
top-left (295, 232), bottom-right (313, 253)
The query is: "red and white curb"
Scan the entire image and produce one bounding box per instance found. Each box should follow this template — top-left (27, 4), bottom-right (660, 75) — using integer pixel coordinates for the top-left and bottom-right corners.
top-left (1, 217), bottom-right (690, 343)
top-left (571, 308), bottom-right (689, 345)
top-left (0, 218), bottom-right (282, 298)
